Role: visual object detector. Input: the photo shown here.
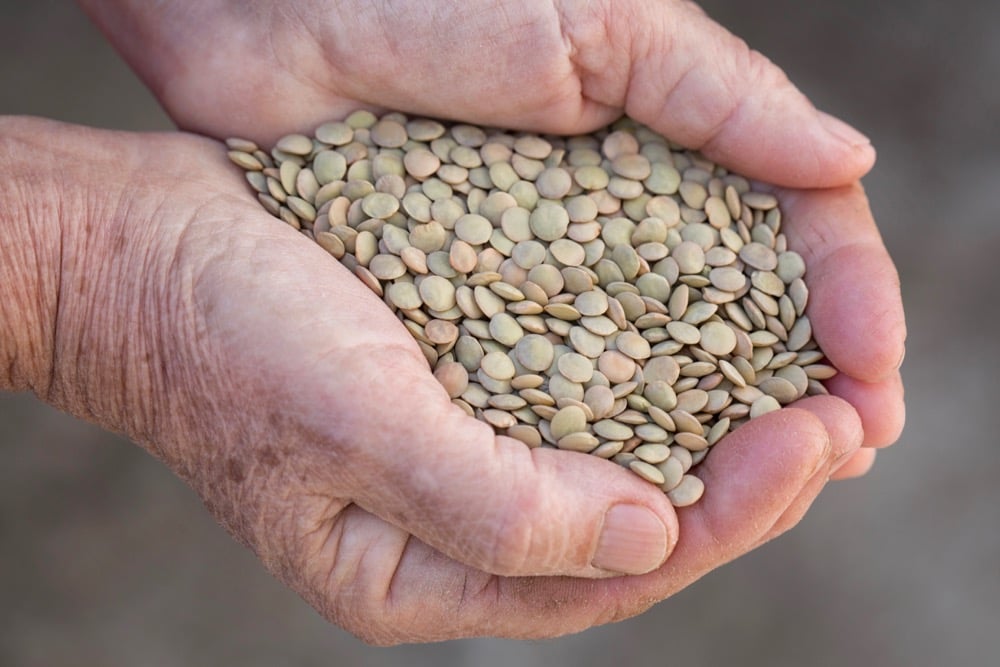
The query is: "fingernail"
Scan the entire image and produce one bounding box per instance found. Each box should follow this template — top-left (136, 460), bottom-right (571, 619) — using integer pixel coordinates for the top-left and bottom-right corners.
top-left (818, 111), bottom-right (871, 147)
top-left (592, 505), bottom-right (669, 575)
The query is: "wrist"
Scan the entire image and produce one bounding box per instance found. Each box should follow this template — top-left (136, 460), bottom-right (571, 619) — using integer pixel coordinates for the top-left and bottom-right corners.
top-left (0, 117), bottom-right (65, 394)
top-left (0, 117), bottom-right (174, 440)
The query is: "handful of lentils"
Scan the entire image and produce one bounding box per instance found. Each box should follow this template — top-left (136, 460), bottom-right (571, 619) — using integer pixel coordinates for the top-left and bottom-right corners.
top-left (227, 111), bottom-right (837, 508)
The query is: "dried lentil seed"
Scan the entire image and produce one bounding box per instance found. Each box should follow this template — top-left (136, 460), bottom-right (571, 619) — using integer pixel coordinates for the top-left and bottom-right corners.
top-left (231, 112), bottom-right (836, 507)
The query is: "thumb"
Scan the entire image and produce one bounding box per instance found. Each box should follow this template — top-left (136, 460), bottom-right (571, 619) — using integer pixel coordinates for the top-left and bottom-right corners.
top-left (327, 350), bottom-right (678, 578)
top-left (603, 1), bottom-right (875, 187)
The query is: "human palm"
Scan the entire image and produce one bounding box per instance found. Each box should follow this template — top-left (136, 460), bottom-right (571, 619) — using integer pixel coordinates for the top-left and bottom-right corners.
top-left (41, 0), bottom-right (912, 643)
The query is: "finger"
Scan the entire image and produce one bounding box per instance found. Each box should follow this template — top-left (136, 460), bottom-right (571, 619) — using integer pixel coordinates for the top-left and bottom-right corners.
top-left (830, 449), bottom-right (877, 480)
top-left (778, 185), bottom-right (907, 383)
top-left (617, 1), bottom-right (875, 187)
top-left (298, 504), bottom-right (638, 643)
top-left (321, 350), bottom-right (678, 579)
top-left (755, 396), bottom-right (864, 543)
top-left (826, 371), bottom-right (906, 447)
top-left (653, 405), bottom-right (832, 584)
top-left (300, 403), bottom-right (842, 643)
top-left (298, 505), bottom-right (633, 643)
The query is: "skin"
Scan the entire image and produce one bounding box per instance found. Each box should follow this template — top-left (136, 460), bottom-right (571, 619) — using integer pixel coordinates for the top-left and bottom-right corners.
top-left (0, 0), bottom-right (904, 644)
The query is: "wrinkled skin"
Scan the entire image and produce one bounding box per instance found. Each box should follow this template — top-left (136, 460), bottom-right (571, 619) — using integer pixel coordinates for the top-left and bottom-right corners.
top-left (0, 0), bottom-right (904, 644)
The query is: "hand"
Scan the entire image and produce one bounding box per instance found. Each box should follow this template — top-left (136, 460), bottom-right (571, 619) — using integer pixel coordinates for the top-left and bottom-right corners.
top-left (20, 0), bottom-right (904, 643)
top-left (83, 0), bottom-right (874, 187)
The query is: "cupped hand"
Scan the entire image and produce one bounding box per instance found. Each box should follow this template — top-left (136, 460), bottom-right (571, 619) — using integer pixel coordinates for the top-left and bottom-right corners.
top-left (83, 0), bottom-right (873, 187)
top-left (41, 0), bottom-right (909, 643)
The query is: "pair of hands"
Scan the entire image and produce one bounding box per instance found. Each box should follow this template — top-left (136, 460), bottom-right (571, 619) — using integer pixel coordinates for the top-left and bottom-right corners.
top-left (0, 0), bottom-right (905, 644)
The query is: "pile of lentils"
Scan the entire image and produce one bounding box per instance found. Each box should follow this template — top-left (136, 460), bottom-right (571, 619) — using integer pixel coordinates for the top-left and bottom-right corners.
top-left (226, 111), bottom-right (836, 507)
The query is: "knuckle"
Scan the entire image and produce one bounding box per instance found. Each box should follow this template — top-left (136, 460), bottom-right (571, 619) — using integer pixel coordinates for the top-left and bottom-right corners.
top-left (281, 504), bottom-right (414, 645)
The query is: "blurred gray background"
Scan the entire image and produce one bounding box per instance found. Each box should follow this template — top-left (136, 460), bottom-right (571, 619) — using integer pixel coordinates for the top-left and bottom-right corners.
top-left (1, 1), bottom-right (997, 665)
